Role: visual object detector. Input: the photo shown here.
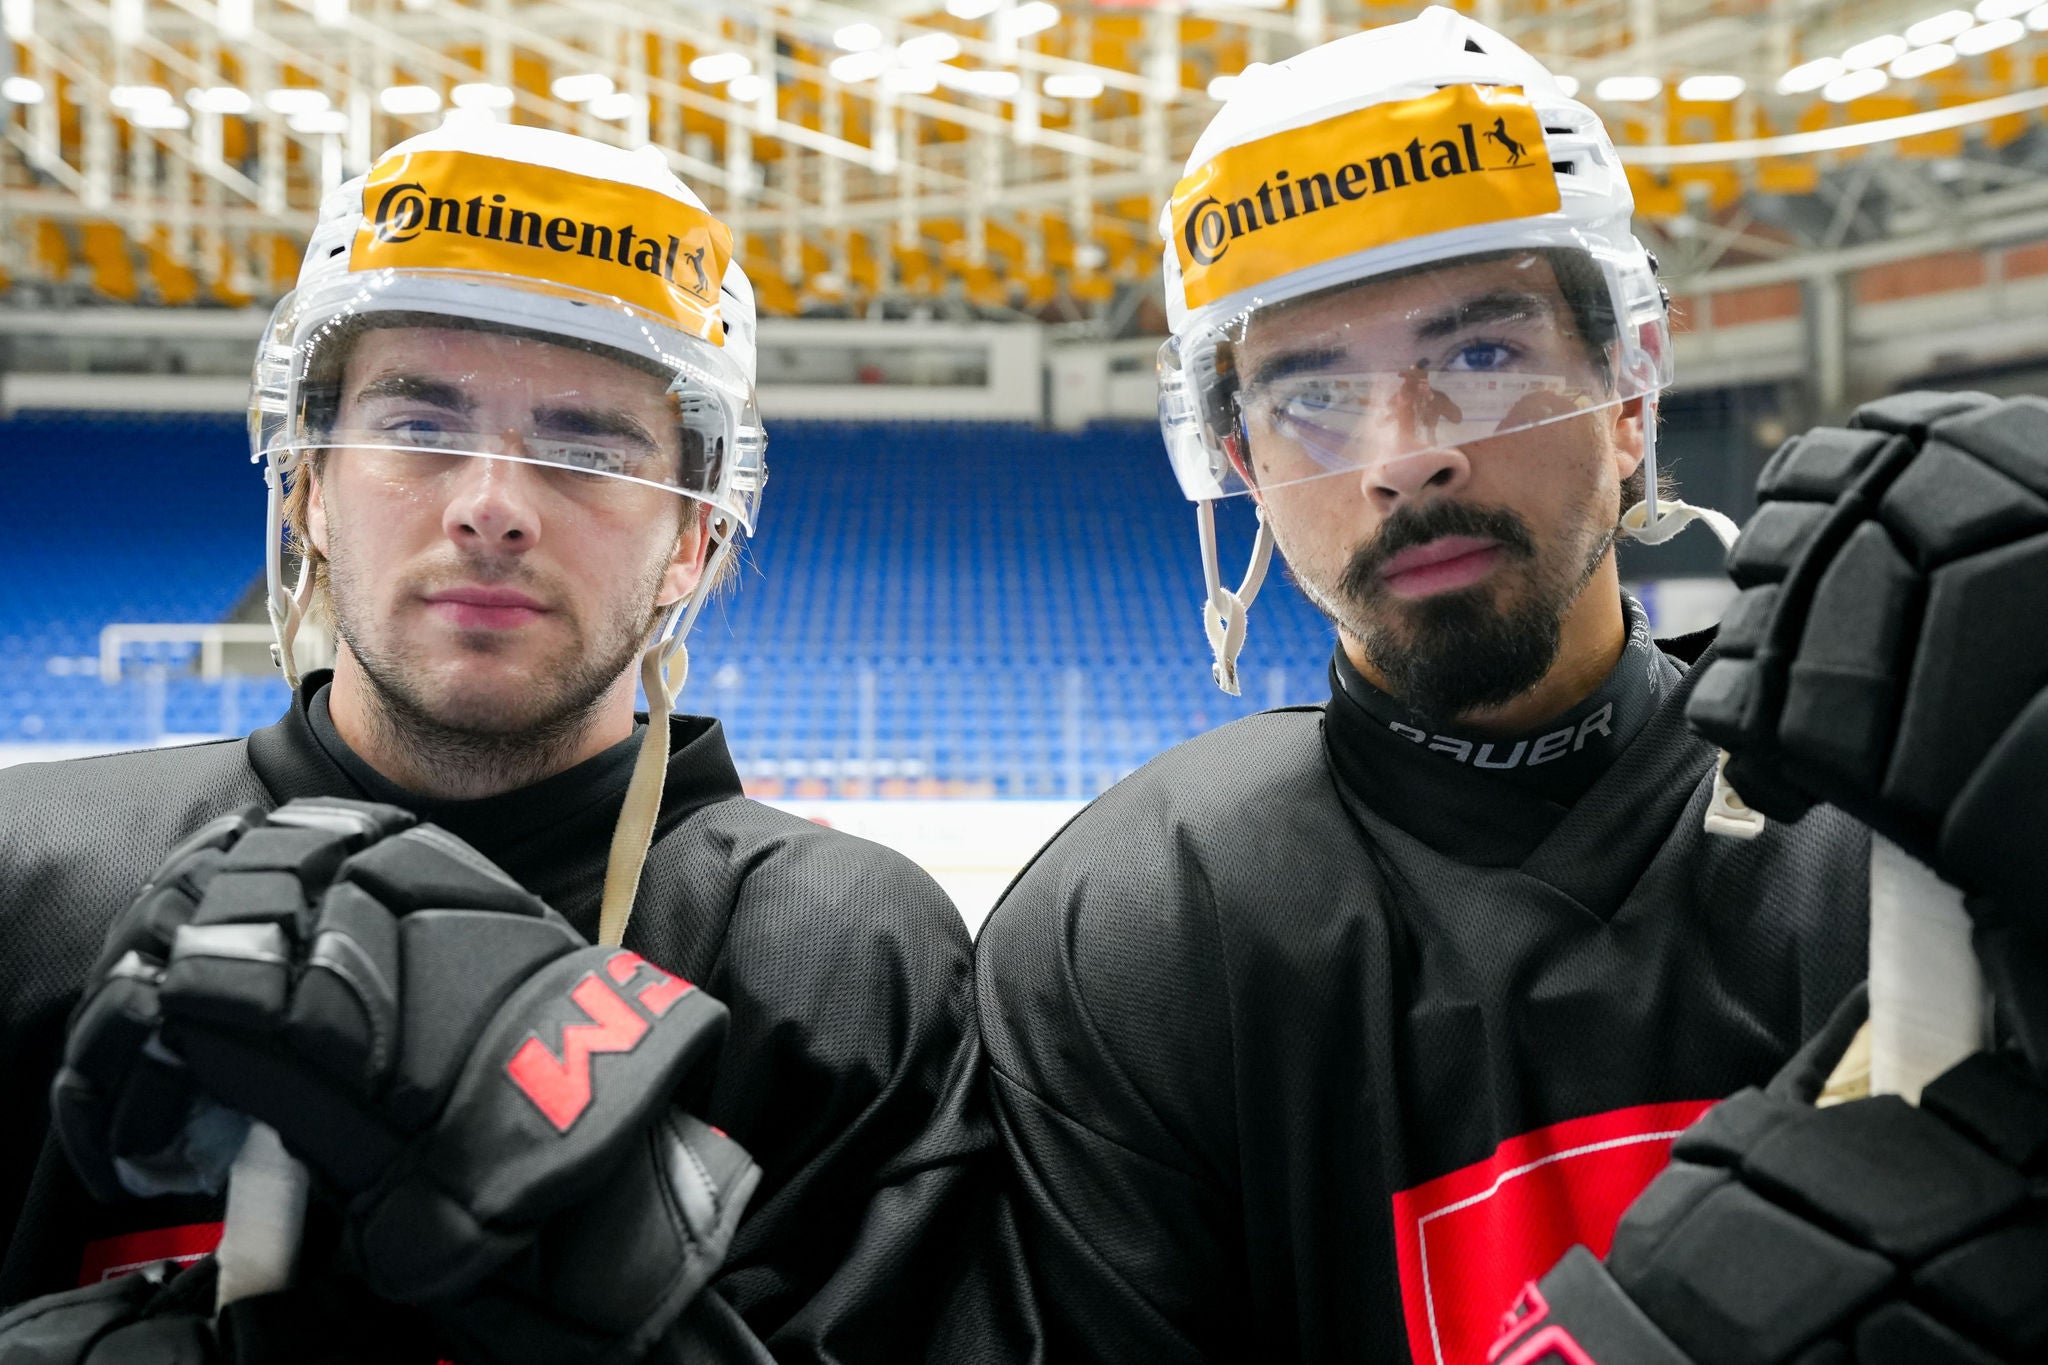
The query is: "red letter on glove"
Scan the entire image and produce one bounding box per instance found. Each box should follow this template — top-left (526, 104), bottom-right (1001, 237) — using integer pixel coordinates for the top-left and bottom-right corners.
top-left (506, 975), bottom-right (650, 1133)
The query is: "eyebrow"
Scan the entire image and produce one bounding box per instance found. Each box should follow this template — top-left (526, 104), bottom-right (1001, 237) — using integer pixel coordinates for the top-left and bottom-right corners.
top-left (349, 373), bottom-right (477, 414)
top-left (531, 404), bottom-right (664, 453)
top-left (1410, 288), bottom-right (1556, 343)
top-left (1247, 345), bottom-right (1348, 389)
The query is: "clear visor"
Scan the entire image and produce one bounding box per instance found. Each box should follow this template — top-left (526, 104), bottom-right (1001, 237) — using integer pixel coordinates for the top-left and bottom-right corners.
top-left (255, 271), bottom-right (765, 532)
top-left (1160, 248), bottom-right (1665, 501)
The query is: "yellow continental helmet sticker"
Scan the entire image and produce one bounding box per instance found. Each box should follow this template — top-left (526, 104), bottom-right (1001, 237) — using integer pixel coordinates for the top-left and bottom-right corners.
top-left (1171, 84), bottom-right (1559, 311)
top-left (350, 149), bottom-right (730, 346)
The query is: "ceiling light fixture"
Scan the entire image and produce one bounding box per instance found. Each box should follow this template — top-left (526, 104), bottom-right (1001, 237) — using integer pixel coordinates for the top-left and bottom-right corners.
top-left (828, 51), bottom-right (887, 83)
top-left (1891, 42), bottom-right (1959, 76)
top-left (1954, 16), bottom-right (2025, 48)
top-left (288, 108), bottom-right (349, 134)
top-left (377, 84), bottom-right (442, 114)
top-left (1821, 66), bottom-right (1889, 100)
top-left (586, 91), bottom-right (641, 119)
top-left (108, 84), bottom-right (173, 109)
top-left (897, 32), bottom-right (961, 65)
top-left (1675, 74), bottom-right (1744, 100)
top-left (1777, 56), bottom-right (1844, 92)
top-left (1, 75), bottom-right (45, 103)
top-left (1043, 72), bottom-right (1104, 99)
top-left (945, 0), bottom-right (1000, 17)
top-left (187, 85), bottom-right (253, 114)
top-left (550, 73), bottom-right (613, 103)
top-left (833, 22), bottom-right (883, 52)
top-left (725, 73), bottom-right (769, 103)
top-left (1905, 9), bottom-right (1976, 44)
top-left (688, 53), bottom-right (752, 85)
top-left (1594, 75), bottom-right (1663, 101)
top-left (451, 82), bottom-right (514, 109)
top-left (1841, 34), bottom-right (1909, 68)
top-left (264, 88), bottom-right (329, 115)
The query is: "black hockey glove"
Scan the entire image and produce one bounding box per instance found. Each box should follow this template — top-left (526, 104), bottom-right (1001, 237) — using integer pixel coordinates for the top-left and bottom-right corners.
top-left (1686, 391), bottom-right (2048, 1063)
top-left (0, 1257), bottom-right (218, 1365)
top-left (1487, 1051), bottom-right (2048, 1365)
top-left (51, 798), bottom-right (758, 1364)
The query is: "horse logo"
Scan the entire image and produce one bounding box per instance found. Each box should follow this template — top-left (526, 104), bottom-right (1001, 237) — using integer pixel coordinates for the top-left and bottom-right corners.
top-left (1482, 117), bottom-right (1526, 167)
top-left (682, 244), bottom-right (711, 296)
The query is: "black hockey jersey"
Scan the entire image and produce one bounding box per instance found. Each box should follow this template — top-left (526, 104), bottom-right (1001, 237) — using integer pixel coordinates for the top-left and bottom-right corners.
top-left (976, 629), bottom-right (1871, 1365)
top-left (0, 675), bottom-right (1025, 1363)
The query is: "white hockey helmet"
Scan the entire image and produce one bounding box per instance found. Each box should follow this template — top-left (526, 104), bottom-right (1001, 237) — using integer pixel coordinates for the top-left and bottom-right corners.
top-left (1156, 6), bottom-right (1726, 693)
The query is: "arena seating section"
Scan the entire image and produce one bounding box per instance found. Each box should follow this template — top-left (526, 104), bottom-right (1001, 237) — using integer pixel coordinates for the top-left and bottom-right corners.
top-left (1, 412), bottom-right (1337, 796)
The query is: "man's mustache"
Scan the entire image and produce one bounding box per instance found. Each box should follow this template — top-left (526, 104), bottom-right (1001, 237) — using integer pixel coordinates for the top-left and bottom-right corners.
top-left (1339, 501), bottom-right (1537, 603)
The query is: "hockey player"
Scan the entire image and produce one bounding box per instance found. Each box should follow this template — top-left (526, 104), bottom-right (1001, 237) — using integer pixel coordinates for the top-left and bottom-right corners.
top-left (975, 10), bottom-right (1870, 1363)
top-left (0, 122), bottom-right (1016, 1362)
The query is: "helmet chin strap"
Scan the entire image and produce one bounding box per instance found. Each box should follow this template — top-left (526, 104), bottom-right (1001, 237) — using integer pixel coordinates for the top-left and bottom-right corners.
top-left (1615, 424), bottom-right (1765, 843)
top-left (598, 521), bottom-right (737, 948)
top-left (1198, 501), bottom-right (1277, 697)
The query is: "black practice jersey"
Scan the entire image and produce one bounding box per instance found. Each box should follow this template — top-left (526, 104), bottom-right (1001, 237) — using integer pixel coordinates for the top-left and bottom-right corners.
top-left (0, 674), bottom-right (1026, 1364)
top-left (976, 619), bottom-right (1871, 1365)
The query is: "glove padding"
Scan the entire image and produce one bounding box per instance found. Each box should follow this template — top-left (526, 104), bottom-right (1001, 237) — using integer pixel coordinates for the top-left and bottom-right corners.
top-left (51, 806), bottom-right (275, 1202)
top-left (0, 1259), bottom-right (216, 1365)
top-left (1685, 390), bottom-right (2048, 919)
top-left (52, 797), bottom-right (754, 1343)
top-left (1489, 1051), bottom-right (2048, 1365)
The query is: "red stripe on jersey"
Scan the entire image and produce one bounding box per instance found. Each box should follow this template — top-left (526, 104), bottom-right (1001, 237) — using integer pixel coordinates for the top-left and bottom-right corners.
top-left (77, 1221), bottom-right (224, 1286)
top-left (1391, 1099), bottom-right (1715, 1365)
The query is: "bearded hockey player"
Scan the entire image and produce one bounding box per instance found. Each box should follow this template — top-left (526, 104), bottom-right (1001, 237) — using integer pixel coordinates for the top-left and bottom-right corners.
top-left (975, 10), bottom-right (1869, 1363)
top-left (0, 122), bottom-right (1012, 1363)
top-left (1489, 391), bottom-right (2048, 1364)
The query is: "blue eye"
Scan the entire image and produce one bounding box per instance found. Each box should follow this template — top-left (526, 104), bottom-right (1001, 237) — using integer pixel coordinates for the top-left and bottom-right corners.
top-left (1445, 342), bottom-right (1516, 372)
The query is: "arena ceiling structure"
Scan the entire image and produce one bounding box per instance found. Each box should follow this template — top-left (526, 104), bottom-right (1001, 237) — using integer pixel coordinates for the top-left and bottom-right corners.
top-left (4, 0), bottom-right (2048, 334)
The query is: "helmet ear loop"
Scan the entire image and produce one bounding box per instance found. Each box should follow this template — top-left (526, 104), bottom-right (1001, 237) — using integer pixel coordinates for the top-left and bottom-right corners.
top-left (264, 455), bottom-right (317, 691)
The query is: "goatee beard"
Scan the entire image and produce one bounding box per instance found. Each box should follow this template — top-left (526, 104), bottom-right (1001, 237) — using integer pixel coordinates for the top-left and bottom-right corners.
top-left (1309, 499), bottom-right (1612, 724)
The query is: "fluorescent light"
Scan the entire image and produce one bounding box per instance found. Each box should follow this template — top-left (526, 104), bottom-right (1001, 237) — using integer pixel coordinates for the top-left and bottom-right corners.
top-left (1777, 56), bottom-right (1844, 92)
top-left (881, 67), bottom-right (938, 94)
top-left (998, 0), bottom-right (1060, 39)
top-left (1955, 16), bottom-right (2025, 48)
top-left (940, 67), bottom-right (1021, 98)
top-left (378, 84), bottom-right (442, 114)
top-left (726, 73), bottom-right (769, 103)
top-left (834, 21), bottom-right (882, 52)
top-left (2030, 2), bottom-right (2048, 27)
top-left (550, 72), bottom-right (613, 103)
top-left (216, 0), bottom-right (252, 36)
top-left (289, 108), bottom-right (349, 134)
top-left (131, 105), bottom-right (191, 129)
top-left (313, 0), bottom-right (346, 27)
top-left (1553, 75), bottom-right (1580, 97)
top-left (1842, 34), bottom-right (1909, 68)
top-left (1676, 74), bottom-right (1744, 100)
top-left (2, 0), bottom-right (31, 42)
top-left (109, 84), bottom-right (173, 110)
top-left (264, 88), bottom-right (329, 115)
top-left (586, 91), bottom-right (641, 119)
top-left (828, 51), bottom-right (887, 83)
top-left (1822, 67), bottom-right (1889, 100)
top-left (1905, 9), bottom-right (1975, 44)
top-left (1073, 242), bottom-right (1106, 269)
top-left (1975, 0), bottom-right (2034, 18)
top-left (452, 82), bottom-right (514, 109)
top-left (897, 31), bottom-right (961, 64)
top-left (1206, 74), bottom-right (1237, 100)
top-left (1043, 72), bottom-right (1103, 99)
top-left (1594, 75), bottom-right (1662, 101)
top-left (688, 52), bottom-right (751, 84)
top-left (946, 0), bottom-right (1000, 17)
top-left (1891, 42), bottom-right (1959, 76)
top-left (187, 85), bottom-right (252, 114)
top-left (110, 0), bottom-right (142, 44)
top-left (1, 76), bottom-right (45, 104)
